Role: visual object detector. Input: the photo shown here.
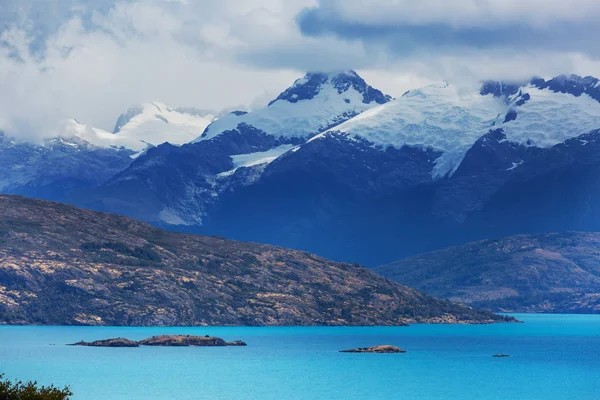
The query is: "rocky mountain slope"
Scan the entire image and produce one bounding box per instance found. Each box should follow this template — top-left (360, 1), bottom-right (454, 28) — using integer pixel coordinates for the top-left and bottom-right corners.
top-left (0, 195), bottom-right (511, 326)
top-left (0, 104), bottom-right (216, 202)
top-left (375, 232), bottom-right (600, 313)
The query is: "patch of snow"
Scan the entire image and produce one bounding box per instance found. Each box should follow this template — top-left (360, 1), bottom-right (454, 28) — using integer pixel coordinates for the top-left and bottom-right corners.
top-left (115, 102), bottom-right (216, 149)
top-left (63, 119), bottom-right (132, 148)
top-left (158, 208), bottom-right (193, 226)
top-left (310, 82), bottom-right (600, 179)
top-left (63, 102), bottom-right (217, 152)
top-left (216, 169), bottom-right (237, 179)
top-left (217, 144), bottom-right (296, 177)
top-left (310, 83), bottom-right (505, 178)
top-left (498, 86), bottom-right (600, 148)
top-left (506, 160), bottom-right (524, 171)
top-left (231, 144), bottom-right (296, 169)
top-left (195, 78), bottom-right (377, 142)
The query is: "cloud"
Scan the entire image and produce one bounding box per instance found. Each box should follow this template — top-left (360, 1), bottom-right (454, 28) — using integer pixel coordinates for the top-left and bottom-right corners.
top-left (2, 0), bottom-right (600, 142)
top-left (0, 0), bottom-right (314, 140)
top-left (298, 0), bottom-right (600, 29)
top-left (297, 0), bottom-right (600, 80)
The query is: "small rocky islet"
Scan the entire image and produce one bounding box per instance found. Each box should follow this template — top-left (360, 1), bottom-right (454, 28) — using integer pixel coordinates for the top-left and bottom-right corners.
top-left (69, 338), bottom-right (140, 347)
top-left (340, 345), bottom-right (407, 353)
top-left (69, 335), bottom-right (247, 348)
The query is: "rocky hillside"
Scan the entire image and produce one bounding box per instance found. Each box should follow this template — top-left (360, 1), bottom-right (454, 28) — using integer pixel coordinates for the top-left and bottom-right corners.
top-left (0, 195), bottom-right (510, 326)
top-left (375, 232), bottom-right (600, 313)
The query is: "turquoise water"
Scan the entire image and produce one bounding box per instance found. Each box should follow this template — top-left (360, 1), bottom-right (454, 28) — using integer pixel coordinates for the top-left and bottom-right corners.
top-left (1, 314), bottom-right (599, 399)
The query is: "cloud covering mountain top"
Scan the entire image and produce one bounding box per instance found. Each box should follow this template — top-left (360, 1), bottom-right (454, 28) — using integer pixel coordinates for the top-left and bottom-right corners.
top-left (2, 0), bottom-right (600, 141)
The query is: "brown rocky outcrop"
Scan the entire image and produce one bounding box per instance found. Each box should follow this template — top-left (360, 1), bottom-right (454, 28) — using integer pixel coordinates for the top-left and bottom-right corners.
top-left (138, 335), bottom-right (247, 347)
top-left (69, 338), bottom-right (139, 347)
top-left (340, 345), bottom-right (406, 353)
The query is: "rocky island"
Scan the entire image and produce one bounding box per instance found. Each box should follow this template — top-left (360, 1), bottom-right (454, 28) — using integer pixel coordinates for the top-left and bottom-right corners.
top-left (340, 345), bottom-right (406, 353)
top-left (69, 335), bottom-right (246, 347)
top-left (69, 338), bottom-right (139, 347)
top-left (138, 335), bottom-right (247, 347)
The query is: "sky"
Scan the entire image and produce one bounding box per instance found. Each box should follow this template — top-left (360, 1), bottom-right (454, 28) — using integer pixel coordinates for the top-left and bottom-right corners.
top-left (2, 0), bottom-right (600, 140)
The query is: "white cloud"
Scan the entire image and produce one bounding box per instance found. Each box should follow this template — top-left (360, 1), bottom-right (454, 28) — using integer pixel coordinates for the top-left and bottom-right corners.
top-left (2, 0), bottom-right (600, 143)
top-left (0, 0), bottom-right (314, 140)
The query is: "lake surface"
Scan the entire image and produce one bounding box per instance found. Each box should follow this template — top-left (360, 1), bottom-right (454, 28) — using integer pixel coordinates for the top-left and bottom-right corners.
top-left (1, 314), bottom-right (599, 399)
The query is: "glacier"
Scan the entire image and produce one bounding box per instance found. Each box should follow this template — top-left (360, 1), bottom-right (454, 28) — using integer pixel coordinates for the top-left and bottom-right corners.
top-left (309, 80), bottom-right (600, 178)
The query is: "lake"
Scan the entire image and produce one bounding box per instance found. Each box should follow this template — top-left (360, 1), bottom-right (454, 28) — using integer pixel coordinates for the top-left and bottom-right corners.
top-left (1, 314), bottom-right (599, 399)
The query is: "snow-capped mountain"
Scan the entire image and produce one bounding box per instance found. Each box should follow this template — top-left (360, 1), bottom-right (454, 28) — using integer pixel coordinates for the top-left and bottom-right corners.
top-left (10, 71), bottom-right (600, 266)
top-left (0, 132), bottom-right (133, 200)
top-left (97, 73), bottom-right (600, 266)
top-left (74, 71), bottom-right (392, 225)
top-left (196, 70), bottom-right (391, 142)
top-left (66, 102), bottom-right (217, 153)
top-left (198, 74), bottom-right (600, 265)
top-left (309, 77), bottom-right (600, 178)
top-left (0, 103), bottom-right (217, 200)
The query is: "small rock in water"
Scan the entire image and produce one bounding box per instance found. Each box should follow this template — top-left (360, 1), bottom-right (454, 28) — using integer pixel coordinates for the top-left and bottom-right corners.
top-left (340, 345), bottom-right (406, 353)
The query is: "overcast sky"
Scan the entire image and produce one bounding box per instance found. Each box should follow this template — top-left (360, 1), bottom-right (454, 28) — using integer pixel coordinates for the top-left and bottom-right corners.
top-left (2, 0), bottom-right (600, 139)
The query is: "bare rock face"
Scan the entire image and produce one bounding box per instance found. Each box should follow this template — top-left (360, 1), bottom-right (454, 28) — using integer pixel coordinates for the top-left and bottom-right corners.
top-left (138, 335), bottom-right (247, 347)
top-left (340, 345), bottom-right (406, 353)
top-left (69, 338), bottom-right (139, 347)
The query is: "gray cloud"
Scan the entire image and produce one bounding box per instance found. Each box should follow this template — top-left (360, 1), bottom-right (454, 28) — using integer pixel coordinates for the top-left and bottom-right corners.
top-left (296, 0), bottom-right (600, 78)
top-left (297, 0), bottom-right (600, 57)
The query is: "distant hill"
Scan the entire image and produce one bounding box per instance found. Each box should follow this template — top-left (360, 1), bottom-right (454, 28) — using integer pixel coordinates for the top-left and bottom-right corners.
top-left (0, 195), bottom-right (510, 326)
top-left (375, 232), bottom-right (600, 313)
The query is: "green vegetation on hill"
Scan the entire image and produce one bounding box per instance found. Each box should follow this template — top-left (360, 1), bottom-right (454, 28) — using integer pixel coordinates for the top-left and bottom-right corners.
top-left (0, 195), bottom-right (511, 326)
top-left (375, 232), bottom-right (600, 313)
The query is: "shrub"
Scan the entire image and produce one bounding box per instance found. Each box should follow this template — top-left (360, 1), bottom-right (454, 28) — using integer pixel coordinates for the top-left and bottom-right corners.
top-left (0, 374), bottom-right (73, 400)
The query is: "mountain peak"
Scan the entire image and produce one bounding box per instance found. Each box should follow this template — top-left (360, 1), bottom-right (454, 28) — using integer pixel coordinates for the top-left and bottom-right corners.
top-left (480, 74), bottom-right (600, 104)
top-left (112, 102), bottom-right (217, 134)
top-left (480, 80), bottom-right (523, 98)
top-left (531, 74), bottom-right (600, 102)
top-left (268, 70), bottom-right (391, 107)
top-left (197, 70), bottom-right (392, 142)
